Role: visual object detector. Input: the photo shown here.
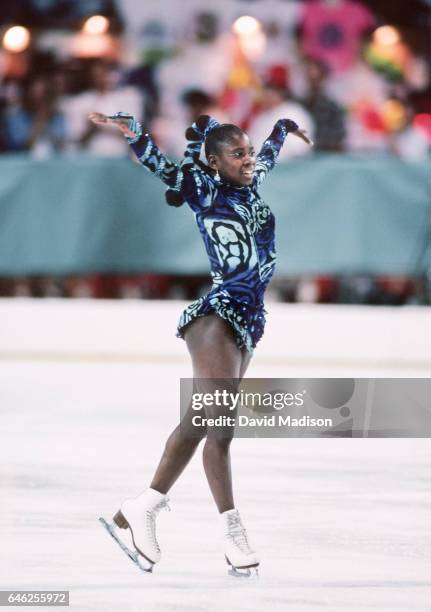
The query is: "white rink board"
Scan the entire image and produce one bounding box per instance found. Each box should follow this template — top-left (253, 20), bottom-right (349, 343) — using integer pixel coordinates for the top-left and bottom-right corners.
top-left (1, 300), bottom-right (431, 612)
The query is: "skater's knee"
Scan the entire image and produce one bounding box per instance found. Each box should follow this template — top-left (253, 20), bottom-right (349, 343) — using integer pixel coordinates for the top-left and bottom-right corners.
top-left (204, 433), bottom-right (234, 451)
top-left (164, 430), bottom-right (201, 456)
top-left (196, 377), bottom-right (240, 392)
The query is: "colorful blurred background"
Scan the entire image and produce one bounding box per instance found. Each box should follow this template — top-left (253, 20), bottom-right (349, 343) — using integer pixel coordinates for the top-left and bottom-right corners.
top-left (0, 0), bottom-right (430, 305)
top-left (2, 6), bottom-right (431, 606)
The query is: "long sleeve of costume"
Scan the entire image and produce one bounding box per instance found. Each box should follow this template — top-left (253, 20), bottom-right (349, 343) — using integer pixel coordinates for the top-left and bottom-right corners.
top-left (127, 128), bottom-right (185, 191)
top-left (254, 118), bottom-right (298, 187)
top-left (120, 114), bottom-right (217, 208)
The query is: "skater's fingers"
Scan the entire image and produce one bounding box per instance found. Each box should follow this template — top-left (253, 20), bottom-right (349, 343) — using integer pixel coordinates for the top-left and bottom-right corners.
top-left (293, 129), bottom-right (313, 145)
top-left (88, 113), bottom-right (135, 137)
top-left (88, 112), bottom-right (109, 125)
top-left (88, 112), bottom-right (126, 127)
top-left (293, 129), bottom-right (314, 146)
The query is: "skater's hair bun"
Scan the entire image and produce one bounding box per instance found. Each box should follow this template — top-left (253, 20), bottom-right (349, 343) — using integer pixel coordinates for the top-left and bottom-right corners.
top-left (185, 115), bottom-right (214, 143)
top-left (165, 189), bottom-right (185, 207)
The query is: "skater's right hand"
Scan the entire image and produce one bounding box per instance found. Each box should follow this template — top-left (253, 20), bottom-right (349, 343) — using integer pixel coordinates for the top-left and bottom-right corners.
top-left (279, 118), bottom-right (314, 146)
top-left (88, 112), bottom-right (136, 138)
top-left (293, 128), bottom-right (314, 147)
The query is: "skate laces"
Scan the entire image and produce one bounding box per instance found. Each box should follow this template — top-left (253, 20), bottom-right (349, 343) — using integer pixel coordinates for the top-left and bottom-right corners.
top-left (145, 497), bottom-right (170, 553)
top-left (226, 512), bottom-right (254, 554)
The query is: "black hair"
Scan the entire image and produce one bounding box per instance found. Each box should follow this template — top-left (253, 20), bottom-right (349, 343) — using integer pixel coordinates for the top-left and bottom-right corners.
top-left (165, 119), bottom-right (245, 207)
top-left (203, 124), bottom-right (245, 159)
top-left (183, 119), bottom-right (246, 173)
top-left (182, 88), bottom-right (214, 109)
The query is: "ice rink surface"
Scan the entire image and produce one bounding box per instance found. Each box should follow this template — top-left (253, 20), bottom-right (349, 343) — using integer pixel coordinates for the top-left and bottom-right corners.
top-left (1, 355), bottom-right (430, 612)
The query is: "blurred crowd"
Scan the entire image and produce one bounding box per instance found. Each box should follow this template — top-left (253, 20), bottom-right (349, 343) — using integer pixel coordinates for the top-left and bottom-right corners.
top-left (1, 0), bottom-right (431, 303)
top-left (1, 1), bottom-right (431, 160)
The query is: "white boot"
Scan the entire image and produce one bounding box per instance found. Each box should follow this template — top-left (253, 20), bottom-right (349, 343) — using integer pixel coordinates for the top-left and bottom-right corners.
top-left (113, 488), bottom-right (170, 565)
top-left (221, 509), bottom-right (260, 575)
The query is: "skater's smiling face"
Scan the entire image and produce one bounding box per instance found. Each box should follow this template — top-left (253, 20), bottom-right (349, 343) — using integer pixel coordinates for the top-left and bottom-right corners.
top-left (206, 128), bottom-right (256, 187)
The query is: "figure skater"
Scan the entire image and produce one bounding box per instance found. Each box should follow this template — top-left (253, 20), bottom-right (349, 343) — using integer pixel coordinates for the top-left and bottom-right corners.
top-left (91, 110), bottom-right (312, 576)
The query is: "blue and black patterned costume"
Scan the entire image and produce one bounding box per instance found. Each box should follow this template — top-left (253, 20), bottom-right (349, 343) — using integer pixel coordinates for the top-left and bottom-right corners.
top-left (121, 114), bottom-right (297, 352)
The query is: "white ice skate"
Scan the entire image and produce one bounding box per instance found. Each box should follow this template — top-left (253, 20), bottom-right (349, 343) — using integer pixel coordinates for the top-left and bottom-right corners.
top-left (222, 509), bottom-right (260, 578)
top-left (99, 488), bottom-right (170, 573)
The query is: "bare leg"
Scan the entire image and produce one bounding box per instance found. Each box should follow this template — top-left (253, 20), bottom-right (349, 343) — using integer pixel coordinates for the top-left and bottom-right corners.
top-left (149, 403), bottom-right (205, 494)
top-left (150, 314), bottom-right (252, 510)
top-left (200, 349), bottom-right (252, 512)
top-left (185, 315), bottom-right (251, 513)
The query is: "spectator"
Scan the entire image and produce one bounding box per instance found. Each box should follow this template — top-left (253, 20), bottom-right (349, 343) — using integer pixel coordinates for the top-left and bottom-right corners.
top-left (156, 11), bottom-right (231, 121)
top-left (2, 74), bottom-right (66, 155)
top-left (302, 58), bottom-right (346, 151)
top-left (299, 0), bottom-right (375, 73)
top-left (153, 88), bottom-right (228, 159)
top-left (324, 54), bottom-right (390, 152)
top-left (389, 98), bottom-right (430, 160)
top-left (247, 79), bottom-right (314, 160)
top-left (64, 60), bottom-right (142, 156)
top-left (181, 89), bottom-right (224, 124)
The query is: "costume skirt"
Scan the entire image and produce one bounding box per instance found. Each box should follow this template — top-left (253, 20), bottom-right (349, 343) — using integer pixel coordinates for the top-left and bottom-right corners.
top-left (176, 289), bottom-right (267, 353)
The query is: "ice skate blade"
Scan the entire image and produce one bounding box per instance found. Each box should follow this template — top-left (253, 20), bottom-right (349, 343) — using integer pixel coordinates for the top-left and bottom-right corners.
top-left (225, 556), bottom-right (259, 579)
top-left (227, 566), bottom-right (259, 578)
top-left (99, 517), bottom-right (154, 574)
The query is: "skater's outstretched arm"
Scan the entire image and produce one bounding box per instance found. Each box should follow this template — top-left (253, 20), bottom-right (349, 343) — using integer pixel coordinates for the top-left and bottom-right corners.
top-left (88, 112), bottom-right (185, 190)
top-left (88, 112), bottom-right (217, 207)
top-left (254, 119), bottom-right (313, 187)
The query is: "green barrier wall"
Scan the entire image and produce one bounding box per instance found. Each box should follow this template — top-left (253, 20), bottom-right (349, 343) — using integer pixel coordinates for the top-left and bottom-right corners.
top-left (0, 153), bottom-right (430, 276)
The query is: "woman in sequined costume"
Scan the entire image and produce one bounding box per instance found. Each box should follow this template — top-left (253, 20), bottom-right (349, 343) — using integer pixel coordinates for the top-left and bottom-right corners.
top-left (90, 111), bottom-right (312, 574)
